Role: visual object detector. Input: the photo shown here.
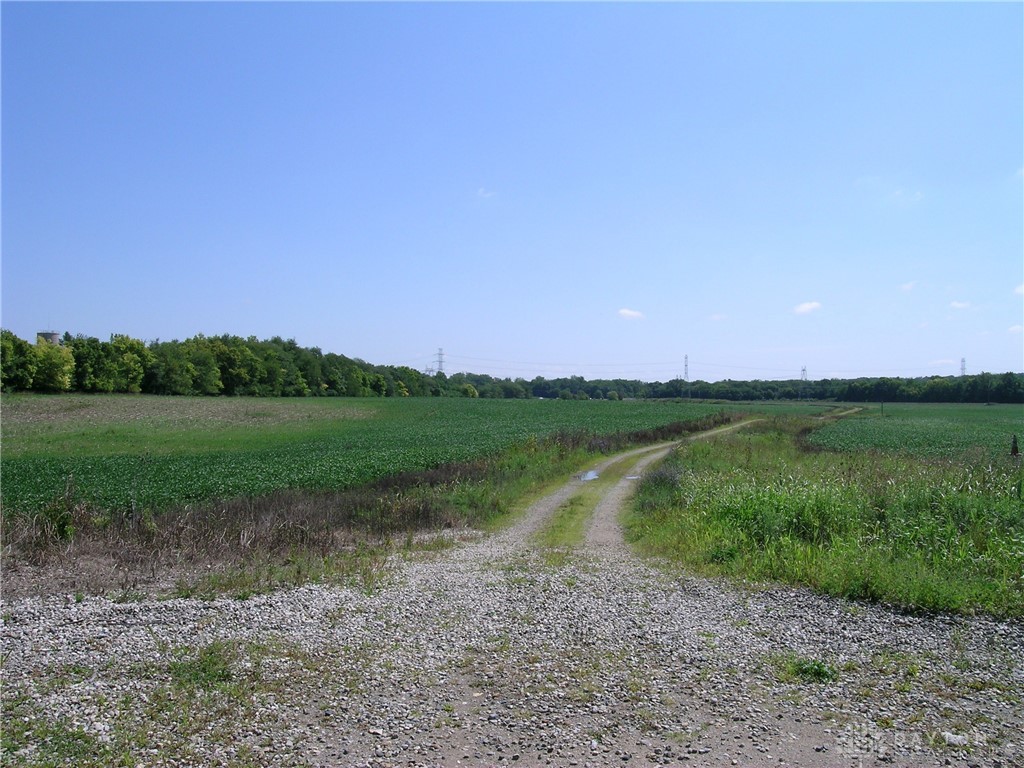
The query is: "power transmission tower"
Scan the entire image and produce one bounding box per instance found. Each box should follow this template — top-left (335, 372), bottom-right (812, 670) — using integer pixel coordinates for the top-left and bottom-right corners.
top-left (960, 358), bottom-right (966, 377)
top-left (800, 366), bottom-right (808, 400)
top-left (436, 348), bottom-right (444, 375)
top-left (684, 354), bottom-right (690, 398)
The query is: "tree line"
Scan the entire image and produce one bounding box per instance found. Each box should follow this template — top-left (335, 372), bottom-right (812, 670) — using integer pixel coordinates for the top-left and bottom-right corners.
top-left (2, 329), bottom-right (1022, 403)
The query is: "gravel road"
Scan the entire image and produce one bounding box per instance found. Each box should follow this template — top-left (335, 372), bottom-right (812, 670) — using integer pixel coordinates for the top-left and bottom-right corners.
top-left (2, 440), bottom-right (1022, 768)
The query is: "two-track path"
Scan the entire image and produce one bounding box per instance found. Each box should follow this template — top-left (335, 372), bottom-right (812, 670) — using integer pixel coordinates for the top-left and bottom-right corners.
top-left (2, 423), bottom-right (1021, 768)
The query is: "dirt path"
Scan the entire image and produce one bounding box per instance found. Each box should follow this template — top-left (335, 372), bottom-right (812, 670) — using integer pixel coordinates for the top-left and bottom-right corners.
top-left (2, 423), bottom-right (1021, 768)
top-left (296, 423), bottom-right (1018, 767)
top-left (586, 420), bottom-right (763, 555)
top-left (486, 440), bottom-right (685, 553)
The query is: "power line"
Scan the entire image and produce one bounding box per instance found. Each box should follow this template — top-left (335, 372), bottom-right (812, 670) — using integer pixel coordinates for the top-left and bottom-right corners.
top-left (446, 354), bottom-right (686, 370)
top-left (433, 352), bottom-right (971, 380)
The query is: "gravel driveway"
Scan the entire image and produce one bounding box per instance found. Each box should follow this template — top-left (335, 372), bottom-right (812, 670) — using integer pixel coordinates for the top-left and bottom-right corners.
top-left (2, 441), bottom-right (1021, 767)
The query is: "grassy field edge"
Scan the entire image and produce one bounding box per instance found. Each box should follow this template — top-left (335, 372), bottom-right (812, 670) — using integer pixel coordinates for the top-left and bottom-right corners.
top-left (625, 415), bottom-right (1024, 618)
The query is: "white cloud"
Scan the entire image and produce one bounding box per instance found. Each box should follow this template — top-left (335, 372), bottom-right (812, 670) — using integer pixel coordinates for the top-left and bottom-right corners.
top-left (793, 301), bottom-right (822, 315)
top-left (476, 187), bottom-right (496, 199)
top-left (855, 176), bottom-right (923, 206)
top-left (709, 313), bottom-right (728, 322)
top-left (889, 188), bottom-right (924, 205)
top-left (617, 308), bottom-right (644, 320)
top-left (900, 281), bottom-right (917, 292)
top-left (1015, 283), bottom-right (1023, 296)
top-left (950, 301), bottom-right (971, 310)
top-left (1010, 325), bottom-right (1023, 335)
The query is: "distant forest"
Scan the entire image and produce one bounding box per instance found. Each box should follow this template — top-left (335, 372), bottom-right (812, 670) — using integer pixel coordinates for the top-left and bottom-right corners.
top-left (2, 329), bottom-right (1023, 403)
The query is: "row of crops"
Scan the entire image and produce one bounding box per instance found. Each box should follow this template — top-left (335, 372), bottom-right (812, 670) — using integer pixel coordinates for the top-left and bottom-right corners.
top-left (808, 403), bottom-right (1022, 459)
top-left (0, 395), bottom-right (729, 514)
top-left (4, 396), bottom-right (1019, 517)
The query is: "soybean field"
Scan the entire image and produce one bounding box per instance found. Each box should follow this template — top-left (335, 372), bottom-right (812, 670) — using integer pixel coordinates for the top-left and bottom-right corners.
top-left (808, 402), bottom-right (1023, 459)
top-left (0, 395), bottom-right (730, 515)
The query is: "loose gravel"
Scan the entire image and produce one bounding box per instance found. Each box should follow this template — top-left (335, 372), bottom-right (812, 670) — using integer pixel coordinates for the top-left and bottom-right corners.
top-left (2, 443), bottom-right (1022, 768)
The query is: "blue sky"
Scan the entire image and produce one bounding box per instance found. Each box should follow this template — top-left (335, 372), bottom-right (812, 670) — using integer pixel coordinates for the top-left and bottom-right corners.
top-left (2, 2), bottom-right (1021, 383)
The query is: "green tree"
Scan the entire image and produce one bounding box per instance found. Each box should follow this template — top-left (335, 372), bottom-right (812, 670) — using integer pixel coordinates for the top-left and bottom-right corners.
top-left (64, 334), bottom-right (116, 392)
top-left (368, 373), bottom-right (387, 397)
top-left (342, 365), bottom-right (370, 397)
top-left (182, 336), bottom-right (223, 395)
top-left (499, 380), bottom-right (528, 399)
top-left (32, 335), bottom-right (75, 393)
top-left (966, 372), bottom-right (995, 404)
top-left (210, 336), bottom-right (266, 396)
top-left (295, 346), bottom-right (325, 395)
top-left (432, 371), bottom-right (448, 397)
top-left (1, 330), bottom-right (37, 391)
top-left (146, 341), bottom-right (196, 395)
top-left (992, 373), bottom-right (1024, 404)
top-left (109, 334), bottom-right (153, 393)
top-left (394, 366), bottom-right (425, 397)
top-left (248, 341), bottom-right (287, 396)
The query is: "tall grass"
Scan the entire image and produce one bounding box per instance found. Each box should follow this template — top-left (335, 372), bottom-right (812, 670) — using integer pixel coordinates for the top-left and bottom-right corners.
top-left (626, 418), bottom-right (1024, 617)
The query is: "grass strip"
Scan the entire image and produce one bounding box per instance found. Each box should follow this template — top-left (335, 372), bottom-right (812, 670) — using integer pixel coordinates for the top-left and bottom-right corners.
top-left (534, 453), bottom-right (641, 551)
top-left (625, 416), bottom-right (1024, 618)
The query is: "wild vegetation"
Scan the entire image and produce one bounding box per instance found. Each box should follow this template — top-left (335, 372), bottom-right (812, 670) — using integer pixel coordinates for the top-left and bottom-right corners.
top-left (626, 406), bottom-right (1024, 617)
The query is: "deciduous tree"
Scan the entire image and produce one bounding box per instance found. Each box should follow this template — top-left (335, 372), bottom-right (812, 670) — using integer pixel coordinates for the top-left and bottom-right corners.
top-left (0, 330), bottom-right (36, 391)
top-left (32, 335), bottom-right (75, 393)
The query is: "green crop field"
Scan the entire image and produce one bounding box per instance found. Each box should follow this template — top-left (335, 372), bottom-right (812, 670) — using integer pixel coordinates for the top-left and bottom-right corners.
top-left (0, 394), bottom-right (733, 516)
top-left (808, 403), bottom-right (1023, 459)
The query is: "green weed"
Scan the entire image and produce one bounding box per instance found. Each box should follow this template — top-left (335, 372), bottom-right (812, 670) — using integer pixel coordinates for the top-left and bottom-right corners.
top-left (772, 653), bottom-right (838, 684)
top-left (168, 640), bottom-right (236, 690)
top-left (626, 413), bottom-right (1024, 617)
